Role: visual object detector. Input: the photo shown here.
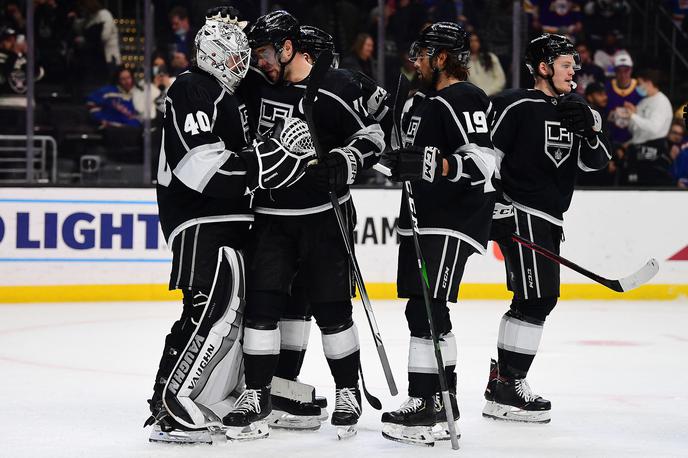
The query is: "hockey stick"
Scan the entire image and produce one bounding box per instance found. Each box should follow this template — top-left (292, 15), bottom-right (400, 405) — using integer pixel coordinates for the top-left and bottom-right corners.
top-left (390, 73), bottom-right (459, 450)
top-left (359, 361), bottom-right (382, 410)
top-left (303, 50), bottom-right (398, 398)
top-left (511, 233), bottom-right (659, 292)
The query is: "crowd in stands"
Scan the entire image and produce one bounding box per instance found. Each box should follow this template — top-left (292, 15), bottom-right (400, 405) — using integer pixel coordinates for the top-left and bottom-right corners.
top-left (0, 0), bottom-right (686, 188)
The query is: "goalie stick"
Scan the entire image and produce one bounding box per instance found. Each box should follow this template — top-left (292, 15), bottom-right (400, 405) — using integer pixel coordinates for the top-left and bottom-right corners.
top-left (390, 73), bottom-right (459, 450)
top-left (511, 233), bottom-right (659, 292)
top-left (302, 50), bottom-right (398, 400)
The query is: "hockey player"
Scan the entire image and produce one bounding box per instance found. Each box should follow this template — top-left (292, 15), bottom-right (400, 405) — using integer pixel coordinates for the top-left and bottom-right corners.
top-left (268, 23), bottom-right (391, 431)
top-left (223, 11), bottom-right (385, 440)
top-left (482, 34), bottom-right (612, 423)
top-left (145, 15), bottom-right (316, 444)
top-left (378, 22), bottom-right (496, 446)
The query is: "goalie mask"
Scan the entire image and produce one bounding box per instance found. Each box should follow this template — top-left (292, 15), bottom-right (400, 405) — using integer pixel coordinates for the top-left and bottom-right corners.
top-left (195, 20), bottom-right (250, 94)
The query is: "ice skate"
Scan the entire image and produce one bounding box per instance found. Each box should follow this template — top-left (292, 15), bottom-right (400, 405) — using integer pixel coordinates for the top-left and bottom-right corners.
top-left (146, 409), bottom-right (220, 445)
top-left (482, 378), bottom-right (551, 423)
top-left (381, 397), bottom-right (436, 447)
top-left (315, 395), bottom-right (329, 422)
top-left (431, 392), bottom-right (461, 441)
top-left (223, 387), bottom-right (271, 440)
top-left (331, 387), bottom-right (361, 440)
top-left (483, 358), bottom-right (499, 402)
top-left (267, 394), bottom-right (322, 430)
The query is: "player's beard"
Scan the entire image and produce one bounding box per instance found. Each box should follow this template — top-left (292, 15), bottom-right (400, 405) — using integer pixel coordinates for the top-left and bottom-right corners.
top-left (417, 68), bottom-right (434, 92)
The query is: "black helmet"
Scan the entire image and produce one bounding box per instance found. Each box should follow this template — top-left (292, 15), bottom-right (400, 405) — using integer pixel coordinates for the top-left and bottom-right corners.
top-left (300, 26), bottom-right (334, 57)
top-left (410, 22), bottom-right (469, 64)
top-left (300, 25), bottom-right (338, 67)
top-left (247, 10), bottom-right (300, 53)
top-left (525, 33), bottom-right (581, 76)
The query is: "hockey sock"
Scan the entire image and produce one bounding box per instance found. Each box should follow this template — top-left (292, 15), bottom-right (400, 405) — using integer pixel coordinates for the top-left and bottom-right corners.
top-left (275, 316), bottom-right (311, 380)
top-left (320, 320), bottom-right (360, 388)
top-left (496, 309), bottom-right (545, 379)
top-left (243, 321), bottom-right (280, 389)
top-left (408, 332), bottom-right (457, 398)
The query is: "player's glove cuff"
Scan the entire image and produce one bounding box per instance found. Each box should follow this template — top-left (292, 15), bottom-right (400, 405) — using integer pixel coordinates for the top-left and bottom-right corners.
top-left (444, 153), bottom-right (463, 182)
top-left (332, 147), bottom-right (359, 185)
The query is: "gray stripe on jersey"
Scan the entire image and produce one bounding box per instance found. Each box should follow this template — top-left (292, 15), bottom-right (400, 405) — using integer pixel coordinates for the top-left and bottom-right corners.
top-left (490, 98), bottom-right (548, 142)
top-left (433, 236), bottom-right (449, 298)
top-left (346, 123), bottom-right (386, 154)
top-left (396, 227), bottom-right (486, 255)
top-left (497, 314), bottom-right (544, 355)
top-left (431, 95), bottom-right (469, 145)
top-left (168, 96), bottom-right (191, 152)
top-left (173, 142), bottom-right (231, 192)
top-left (254, 192), bottom-right (352, 216)
top-left (446, 240), bottom-right (460, 301)
top-left (210, 87), bottom-right (225, 131)
top-left (168, 214), bottom-right (254, 247)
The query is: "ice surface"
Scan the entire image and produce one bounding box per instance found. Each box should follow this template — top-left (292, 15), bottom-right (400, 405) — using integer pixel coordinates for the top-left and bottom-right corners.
top-left (1, 299), bottom-right (687, 457)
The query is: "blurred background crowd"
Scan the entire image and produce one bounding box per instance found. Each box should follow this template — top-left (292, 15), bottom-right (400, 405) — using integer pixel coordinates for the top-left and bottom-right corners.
top-left (0, 0), bottom-right (686, 188)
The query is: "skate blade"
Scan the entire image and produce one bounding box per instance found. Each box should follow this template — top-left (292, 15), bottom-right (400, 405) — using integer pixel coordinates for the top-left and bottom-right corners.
top-left (431, 421), bottom-right (462, 441)
top-left (336, 425), bottom-right (357, 440)
top-left (148, 426), bottom-right (214, 445)
top-left (318, 407), bottom-right (329, 422)
top-left (267, 411), bottom-right (321, 430)
top-left (482, 401), bottom-right (551, 423)
top-left (225, 421), bottom-right (270, 441)
top-left (381, 423), bottom-right (434, 447)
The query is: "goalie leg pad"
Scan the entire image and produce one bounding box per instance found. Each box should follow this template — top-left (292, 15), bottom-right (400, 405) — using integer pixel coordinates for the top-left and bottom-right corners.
top-left (162, 246), bottom-right (246, 429)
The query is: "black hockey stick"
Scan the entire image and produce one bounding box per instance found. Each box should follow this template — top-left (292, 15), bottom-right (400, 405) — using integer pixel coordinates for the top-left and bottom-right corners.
top-left (390, 73), bottom-right (459, 450)
top-left (511, 233), bottom-right (659, 292)
top-left (303, 50), bottom-right (398, 398)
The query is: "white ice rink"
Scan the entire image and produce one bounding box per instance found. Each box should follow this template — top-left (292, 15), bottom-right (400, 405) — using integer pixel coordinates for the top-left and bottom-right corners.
top-left (2, 299), bottom-right (687, 457)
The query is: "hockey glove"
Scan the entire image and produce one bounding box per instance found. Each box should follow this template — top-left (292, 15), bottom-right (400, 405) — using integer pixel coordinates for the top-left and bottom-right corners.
top-left (557, 96), bottom-right (602, 138)
top-left (305, 147), bottom-right (359, 192)
top-left (251, 117), bottom-right (316, 189)
top-left (352, 71), bottom-right (389, 119)
top-left (384, 145), bottom-right (448, 183)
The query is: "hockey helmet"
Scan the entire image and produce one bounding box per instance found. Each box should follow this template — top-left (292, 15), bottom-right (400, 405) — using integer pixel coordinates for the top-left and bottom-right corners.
top-left (247, 10), bottom-right (300, 53)
top-left (525, 33), bottom-right (581, 76)
top-left (194, 19), bottom-right (251, 94)
top-left (300, 25), bottom-right (338, 67)
top-left (409, 22), bottom-right (470, 66)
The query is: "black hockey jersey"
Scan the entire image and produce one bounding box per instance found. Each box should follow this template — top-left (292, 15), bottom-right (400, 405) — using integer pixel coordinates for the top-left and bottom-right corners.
top-left (156, 68), bottom-right (253, 245)
top-left (398, 82), bottom-right (496, 254)
top-left (239, 67), bottom-right (385, 215)
top-left (489, 89), bottom-right (612, 225)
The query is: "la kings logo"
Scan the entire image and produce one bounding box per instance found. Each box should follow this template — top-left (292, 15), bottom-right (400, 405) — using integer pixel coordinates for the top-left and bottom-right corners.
top-left (403, 116), bottom-right (421, 147)
top-left (544, 121), bottom-right (573, 167)
top-left (259, 98), bottom-right (294, 132)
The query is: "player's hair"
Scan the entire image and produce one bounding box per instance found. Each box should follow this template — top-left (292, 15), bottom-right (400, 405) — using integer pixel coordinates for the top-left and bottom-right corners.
top-left (441, 51), bottom-right (469, 81)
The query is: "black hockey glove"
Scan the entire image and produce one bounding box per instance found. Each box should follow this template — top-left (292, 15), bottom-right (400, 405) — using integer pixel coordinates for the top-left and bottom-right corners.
top-left (305, 148), bottom-right (359, 192)
top-left (352, 71), bottom-right (389, 118)
top-left (557, 96), bottom-right (602, 138)
top-left (383, 145), bottom-right (450, 183)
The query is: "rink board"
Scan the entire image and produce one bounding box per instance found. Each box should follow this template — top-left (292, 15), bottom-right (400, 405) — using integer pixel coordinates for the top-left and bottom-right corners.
top-left (0, 187), bottom-right (686, 302)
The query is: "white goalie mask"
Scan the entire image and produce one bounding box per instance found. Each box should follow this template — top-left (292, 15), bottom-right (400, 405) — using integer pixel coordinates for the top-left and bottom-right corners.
top-left (195, 20), bottom-right (250, 94)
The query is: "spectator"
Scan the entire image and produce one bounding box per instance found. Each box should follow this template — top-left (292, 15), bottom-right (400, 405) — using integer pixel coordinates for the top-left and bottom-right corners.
top-left (86, 67), bottom-right (141, 128)
top-left (669, 0), bottom-right (688, 29)
top-left (667, 119), bottom-right (686, 169)
top-left (71, 0), bottom-right (121, 85)
top-left (34, 0), bottom-right (71, 84)
top-left (593, 30), bottom-right (625, 77)
top-left (573, 41), bottom-right (605, 96)
top-left (621, 68), bottom-right (674, 186)
top-left (582, 0), bottom-right (630, 47)
top-left (0, 26), bottom-right (44, 106)
top-left (466, 32), bottom-right (505, 96)
top-left (605, 51), bottom-right (643, 146)
top-left (165, 6), bottom-right (194, 76)
top-left (151, 54), bottom-right (174, 116)
top-left (1, 2), bottom-right (25, 33)
top-left (671, 142), bottom-right (688, 188)
top-left (524, 0), bottom-right (583, 40)
top-left (341, 32), bottom-right (376, 80)
top-left (577, 81), bottom-right (617, 185)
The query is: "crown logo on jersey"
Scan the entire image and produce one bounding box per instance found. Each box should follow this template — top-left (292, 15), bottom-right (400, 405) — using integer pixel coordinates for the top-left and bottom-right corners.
top-left (544, 121), bottom-right (573, 167)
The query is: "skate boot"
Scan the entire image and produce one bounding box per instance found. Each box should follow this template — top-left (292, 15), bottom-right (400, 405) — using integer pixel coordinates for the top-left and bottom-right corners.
top-left (432, 392), bottom-right (461, 441)
top-left (482, 377), bottom-right (551, 423)
top-left (331, 386), bottom-right (361, 440)
top-left (145, 407), bottom-right (219, 444)
top-left (267, 394), bottom-right (322, 430)
top-left (483, 358), bottom-right (499, 402)
top-left (223, 387), bottom-right (271, 440)
top-left (381, 397), bottom-right (436, 447)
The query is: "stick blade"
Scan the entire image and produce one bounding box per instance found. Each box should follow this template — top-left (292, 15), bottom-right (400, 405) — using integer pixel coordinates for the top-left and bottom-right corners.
top-left (616, 258), bottom-right (659, 292)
